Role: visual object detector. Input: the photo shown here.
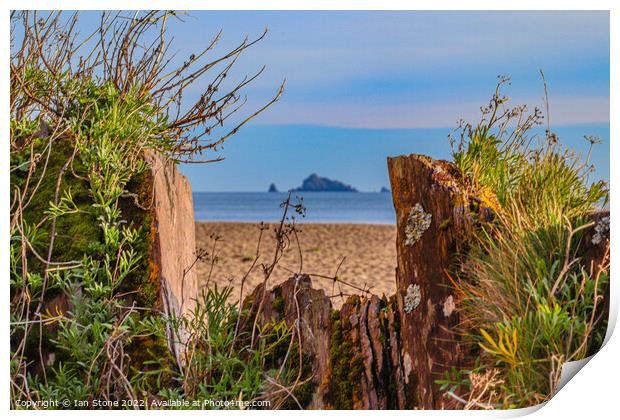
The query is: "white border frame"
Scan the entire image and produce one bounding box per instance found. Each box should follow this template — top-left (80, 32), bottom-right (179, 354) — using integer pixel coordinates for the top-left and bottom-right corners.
top-left (2, 2), bottom-right (616, 418)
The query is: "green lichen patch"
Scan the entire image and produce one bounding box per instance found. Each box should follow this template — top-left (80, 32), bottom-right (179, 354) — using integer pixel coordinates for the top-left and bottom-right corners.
top-left (260, 319), bottom-right (316, 409)
top-left (11, 137), bottom-right (101, 275)
top-left (117, 168), bottom-right (161, 309)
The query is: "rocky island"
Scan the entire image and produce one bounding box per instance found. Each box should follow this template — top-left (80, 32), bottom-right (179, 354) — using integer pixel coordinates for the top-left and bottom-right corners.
top-left (291, 173), bottom-right (358, 192)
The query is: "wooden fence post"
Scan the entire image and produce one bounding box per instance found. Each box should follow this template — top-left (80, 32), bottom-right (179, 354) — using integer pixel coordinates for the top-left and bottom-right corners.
top-left (387, 154), bottom-right (483, 408)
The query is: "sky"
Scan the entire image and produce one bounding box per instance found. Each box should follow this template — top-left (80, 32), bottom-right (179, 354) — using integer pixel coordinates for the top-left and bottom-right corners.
top-left (28, 11), bottom-right (611, 191)
top-left (162, 10), bottom-right (610, 127)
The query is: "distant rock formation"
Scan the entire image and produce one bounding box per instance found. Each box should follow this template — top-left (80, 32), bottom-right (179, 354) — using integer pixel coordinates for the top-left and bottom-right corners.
top-left (380, 186), bottom-right (390, 193)
top-left (268, 183), bottom-right (279, 193)
top-left (291, 173), bottom-right (357, 192)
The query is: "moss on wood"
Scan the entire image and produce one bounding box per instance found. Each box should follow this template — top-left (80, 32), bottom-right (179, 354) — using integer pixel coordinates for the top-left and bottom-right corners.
top-left (327, 308), bottom-right (364, 409)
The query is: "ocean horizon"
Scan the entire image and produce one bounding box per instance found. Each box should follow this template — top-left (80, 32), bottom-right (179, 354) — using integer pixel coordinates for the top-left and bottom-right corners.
top-left (193, 191), bottom-right (396, 224)
top-left (181, 123), bottom-right (610, 193)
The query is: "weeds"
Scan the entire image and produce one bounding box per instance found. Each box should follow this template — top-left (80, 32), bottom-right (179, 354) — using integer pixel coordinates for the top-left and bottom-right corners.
top-left (162, 286), bottom-right (292, 408)
top-left (442, 75), bottom-right (610, 408)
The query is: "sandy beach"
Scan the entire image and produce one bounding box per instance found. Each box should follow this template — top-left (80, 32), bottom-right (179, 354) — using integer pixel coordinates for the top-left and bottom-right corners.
top-left (194, 222), bottom-right (397, 306)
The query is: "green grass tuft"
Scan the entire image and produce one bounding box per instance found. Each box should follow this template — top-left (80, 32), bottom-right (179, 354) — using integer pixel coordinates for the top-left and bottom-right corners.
top-left (443, 76), bottom-right (609, 409)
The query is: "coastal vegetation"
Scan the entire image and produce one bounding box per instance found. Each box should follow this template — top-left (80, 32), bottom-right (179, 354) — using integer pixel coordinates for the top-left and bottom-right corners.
top-left (437, 75), bottom-right (609, 408)
top-left (10, 10), bottom-right (290, 409)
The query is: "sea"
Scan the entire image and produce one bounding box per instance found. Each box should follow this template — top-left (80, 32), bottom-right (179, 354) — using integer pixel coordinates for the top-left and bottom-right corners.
top-left (190, 123), bottom-right (609, 225)
top-left (193, 192), bottom-right (396, 224)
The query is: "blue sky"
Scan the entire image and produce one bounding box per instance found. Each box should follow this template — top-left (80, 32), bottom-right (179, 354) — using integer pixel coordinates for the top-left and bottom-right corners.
top-left (180, 123), bottom-right (610, 192)
top-left (44, 11), bottom-right (611, 191)
top-left (168, 11), bottom-right (609, 128)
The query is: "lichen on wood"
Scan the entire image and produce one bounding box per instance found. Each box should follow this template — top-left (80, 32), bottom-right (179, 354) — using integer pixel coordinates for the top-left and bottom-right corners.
top-left (404, 203), bottom-right (432, 246)
top-left (592, 215), bottom-right (610, 245)
top-left (403, 284), bottom-right (421, 314)
top-left (242, 276), bottom-right (408, 409)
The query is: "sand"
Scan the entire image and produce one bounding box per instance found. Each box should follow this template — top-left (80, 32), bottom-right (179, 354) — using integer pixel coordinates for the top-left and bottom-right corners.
top-left (194, 222), bottom-right (397, 306)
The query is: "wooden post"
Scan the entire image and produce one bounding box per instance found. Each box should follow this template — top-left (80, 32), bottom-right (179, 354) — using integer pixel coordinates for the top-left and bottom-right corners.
top-left (243, 275), bottom-right (406, 409)
top-left (387, 154), bottom-right (479, 409)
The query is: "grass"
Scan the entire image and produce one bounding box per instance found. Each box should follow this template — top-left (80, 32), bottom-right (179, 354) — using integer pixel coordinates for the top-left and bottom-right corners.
top-left (438, 76), bottom-right (610, 409)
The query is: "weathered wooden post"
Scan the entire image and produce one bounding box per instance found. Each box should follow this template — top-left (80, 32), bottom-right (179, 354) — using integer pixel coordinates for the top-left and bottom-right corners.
top-left (146, 152), bottom-right (200, 366)
top-left (243, 275), bottom-right (407, 409)
top-left (387, 154), bottom-right (484, 409)
top-left (241, 154), bottom-right (485, 409)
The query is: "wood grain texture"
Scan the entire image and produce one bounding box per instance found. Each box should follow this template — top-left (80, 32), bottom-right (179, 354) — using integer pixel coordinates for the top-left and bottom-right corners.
top-left (387, 154), bottom-right (475, 409)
